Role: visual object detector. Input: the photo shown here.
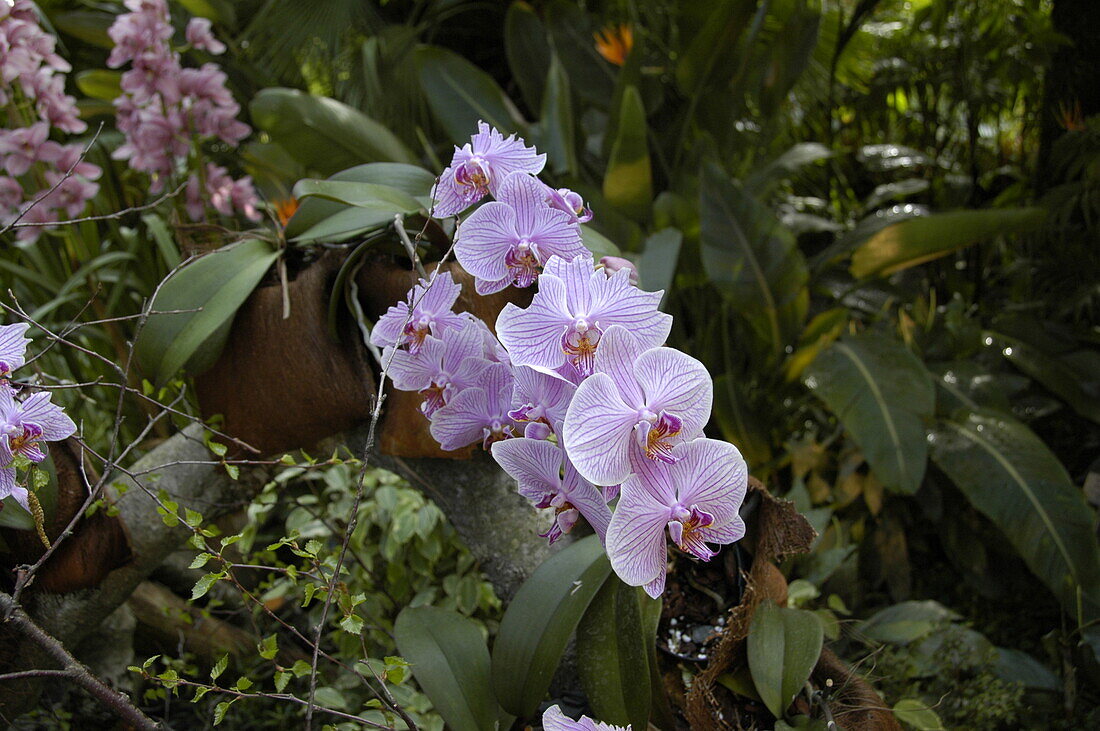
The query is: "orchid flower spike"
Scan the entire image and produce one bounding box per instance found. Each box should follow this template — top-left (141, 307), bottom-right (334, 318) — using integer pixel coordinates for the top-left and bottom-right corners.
top-left (431, 122), bottom-right (546, 218)
top-left (497, 253), bottom-right (671, 380)
top-left (491, 437), bottom-right (611, 544)
top-left (562, 325), bottom-right (712, 486)
top-left (606, 438), bottom-right (747, 598)
top-left (0, 323), bottom-right (30, 378)
top-left (542, 704), bottom-right (630, 731)
top-left (456, 172), bottom-right (587, 294)
top-left (370, 271), bottom-right (468, 354)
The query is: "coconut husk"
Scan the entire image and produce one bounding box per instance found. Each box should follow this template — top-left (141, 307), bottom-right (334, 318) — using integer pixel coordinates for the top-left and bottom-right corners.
top-left (683, 478), bottom-right (899, 730)
top-left (195, 249), bottom-right (377, 456)
top-left (0, 438), bottom-right (131, 594)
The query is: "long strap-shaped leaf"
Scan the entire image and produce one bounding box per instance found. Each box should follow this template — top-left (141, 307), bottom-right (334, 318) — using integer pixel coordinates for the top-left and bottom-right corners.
top-left (803, 333), bottom-right (934, 494)
top-left (394, 606), bottom-right (498, 731)
top-left (491, 535), bottom-right (611, 719)
top-left (931, 409), bottom-right (1100, 615)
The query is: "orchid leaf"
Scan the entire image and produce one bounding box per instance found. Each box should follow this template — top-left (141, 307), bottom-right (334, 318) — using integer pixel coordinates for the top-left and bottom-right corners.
top-left (576, 578), bottom-right (651, 730)
top-left (747, 601), bottom-right (824, 719)
top-left (491, 535), bottom-right (611, 718)
top-left (136, 240), bottom-right (279, 385)
top-left (394, 606), bottom-right (497, 731)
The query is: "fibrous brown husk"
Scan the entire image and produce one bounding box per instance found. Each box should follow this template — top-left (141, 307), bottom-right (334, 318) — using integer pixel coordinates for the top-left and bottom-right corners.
top-left (0, 438), bottom-right (131, 594)
top-left (684, 478), bottom-right (899, 730)
top-left (355, 258), bottom-right (533, 459)
top-left (195, 249), bottom-right (377, 456)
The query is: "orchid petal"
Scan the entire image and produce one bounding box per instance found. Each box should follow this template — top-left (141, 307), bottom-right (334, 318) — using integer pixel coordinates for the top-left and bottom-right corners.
top-left (491, 437), bottom-right (563, 503)
top-left (496, 276), bottom-right (572, 370)
top-left (634, 347), bottom-right (712, 437)
top-left (592, 325), bottom-right (645, 408)
top-left (563, 373), bottom-right (638, 486)
top-left (606, 475), bottom-right (670, 588)
top-left (429, 387), bottom-right (491, 450)
top-left (456, 201), bottom-right (516, 282)
top-left (672, 438), bottom-right (747, 526)
top-left (589, 269), bottom-right (671, 350)
top-left (18, 392), bottom-right (75, 441)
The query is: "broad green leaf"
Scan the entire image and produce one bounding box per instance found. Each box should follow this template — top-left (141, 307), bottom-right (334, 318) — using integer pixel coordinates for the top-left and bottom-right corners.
top-left (930, 409), bottom-right (1100, 616)
top-left (394, 606), bottom-right (497, 731)
top-left (857, 601), bottom-right (960, 645)
top-left (250, 89), bottom-right (417, 176)
top-left (637, 228), bottom-right (682, 308)
top-left (492, 535), bottom-right (612, 718)
top-left (285, 163), bottom-right (435, 243)
top-left (747, 601), bottom-right (824, 719)
top-left (745, 143), bottom-right (833, 196)
top-left (988, 331), bottom-right (1100, 426)
top-left (136, 240), bottom-right (280, 385)
top-left (602, 86), bottom-right (651, 221)
top-left (700, 164), bottom-right (808, 355)
top-left (291, 180), bottom-right (422, 212)
top-left (803, 333), bottom-right (934, 494)
top-left (504, 1), bottom-right (552, 112)
top-left (52, 11), bottom-right (114, 49)
top-left (713, 374), bottom-right (773, 470)
top-left (538, 54), bottom-right (577, 176)
top-left (141, 213), bottom-right (180, 268)
top-left (576, 578), bottom-right (651, 730)
top-left (177, 0), bottom-right (236, 25)
top-left (676, 0), bottom-right (757, 98)
top-left (892, 699), bottom-right (945, 730)
top-left (993, 648), bottom-right (1059, 691)
top-left (850, 208), bottom-right (1046, 278)
top-left (414, 45), bottom-right (525, 145)
top-left (75, 70), bottom-right (121, 101)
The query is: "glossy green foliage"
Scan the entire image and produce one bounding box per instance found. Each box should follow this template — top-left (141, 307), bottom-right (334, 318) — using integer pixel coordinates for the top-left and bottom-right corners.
top-left (491, 535), bottom-right (611, 718)
top-left (804, 333), bottom-right (935, 494)
top-left (394, 607), bottom-right (497, 731)
top-left (747, 601), bottom-right (824, 719)
top-left (135, 240), bottom-right (279, 386)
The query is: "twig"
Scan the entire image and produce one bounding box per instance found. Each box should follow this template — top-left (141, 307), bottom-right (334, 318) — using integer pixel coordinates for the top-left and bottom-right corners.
top-left (9, 180), bottom-right (188, 228)
top-left (394, 213), bottom-right (428, 279)
top-left (302, 194), bottom-right (447, 731)
top-left (0, 592), bottom-right (162, 730)
top-left (0, 123), bottom-right (104, 238)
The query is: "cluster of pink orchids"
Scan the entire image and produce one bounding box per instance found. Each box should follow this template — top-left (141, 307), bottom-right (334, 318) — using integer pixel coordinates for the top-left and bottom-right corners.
top-left (0, 0), bottom-right (258, 241)
top-left (108, 0), bottom-right (259, 221)
top-left (376, 123), bottom-right (748, 600)
top-left (0, 1), bottom-right (100, 241)
top-left (0, 322), bottom-right (76, 513)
